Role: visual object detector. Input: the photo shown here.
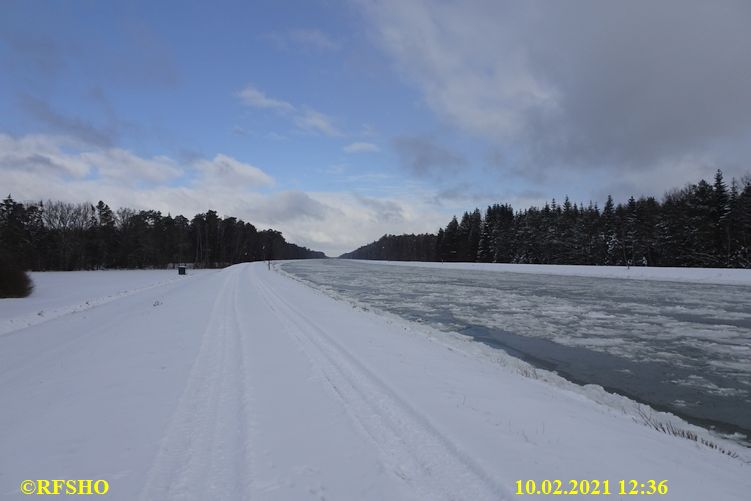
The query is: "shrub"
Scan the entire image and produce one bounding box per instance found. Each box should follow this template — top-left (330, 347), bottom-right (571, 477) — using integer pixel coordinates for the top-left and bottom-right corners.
top-left (0, 259), bottom-right (33, 298)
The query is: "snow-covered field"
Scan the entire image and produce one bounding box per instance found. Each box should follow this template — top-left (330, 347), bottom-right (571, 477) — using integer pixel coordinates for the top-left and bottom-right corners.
top-left (0, 270), bottom-right (211, 337)
top-left (0, 263), bottom-right (749, 500)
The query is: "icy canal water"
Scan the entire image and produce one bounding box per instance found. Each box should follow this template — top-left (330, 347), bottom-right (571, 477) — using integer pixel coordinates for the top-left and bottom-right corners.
top-left (281, 259), bottom-right (751, 440)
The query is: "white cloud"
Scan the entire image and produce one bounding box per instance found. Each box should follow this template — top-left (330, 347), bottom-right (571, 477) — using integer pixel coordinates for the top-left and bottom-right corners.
top-left (80, 148), bottom-right (182, 184)
top-left (343, 142), bottom-right (380, 153)
top-left (0, 133), bottom-right (91, 178)
top-left (359, 0), bottom-right (551, 141)
top-left (0, 133), bottom-right (184, 186)
top-left (294, 108), bottom-right (341, 137)
top-left (237, 85), bottom-right (295, 112)
top-left (194, 154), bottom-right (274, 189)
top-left (237, 84), bottom-right (341, 137)
top-left (0, 133), bottom-right (274, 198)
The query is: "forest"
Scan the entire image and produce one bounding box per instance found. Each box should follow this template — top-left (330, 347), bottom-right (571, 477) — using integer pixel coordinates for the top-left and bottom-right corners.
top-left (0, 198), bottom-right (325, 271)
top-left (341, 170), bottom-right (751, 268)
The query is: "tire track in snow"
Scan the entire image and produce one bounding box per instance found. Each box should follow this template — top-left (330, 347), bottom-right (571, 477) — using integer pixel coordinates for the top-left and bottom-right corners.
top-left (255, 266), bottom-right (510, 501)
top-left (139, 268), bottom-right (253, 501)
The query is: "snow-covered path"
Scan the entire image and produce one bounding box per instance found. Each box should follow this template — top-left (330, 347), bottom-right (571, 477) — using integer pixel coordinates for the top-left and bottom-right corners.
top-left (1, 263), bottom-right (748, 500)
top-left (138, 264), bottom-right (419, 500)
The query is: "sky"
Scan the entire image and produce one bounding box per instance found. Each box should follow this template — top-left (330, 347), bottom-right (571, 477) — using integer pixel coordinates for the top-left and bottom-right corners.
top-left (2, 0), bottom-right (751, 256)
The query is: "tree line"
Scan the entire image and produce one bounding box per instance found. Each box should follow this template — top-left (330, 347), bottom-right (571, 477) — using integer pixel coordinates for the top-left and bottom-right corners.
top-left (0, 198), bottom-right (325, 271)
top-left (341, 170), bottom-right (751, 268)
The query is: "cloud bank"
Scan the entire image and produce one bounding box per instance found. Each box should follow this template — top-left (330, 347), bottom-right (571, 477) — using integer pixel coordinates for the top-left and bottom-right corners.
top-left (1, 133), bottom-right (444, 256)
top-left (360, 0), bottom-right (751, 189)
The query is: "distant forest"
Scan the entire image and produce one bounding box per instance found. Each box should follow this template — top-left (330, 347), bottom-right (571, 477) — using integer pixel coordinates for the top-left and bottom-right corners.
top-left (0, 198), bottom-right (325, 271)
top-left (342, 170), bottom-right (751, 268)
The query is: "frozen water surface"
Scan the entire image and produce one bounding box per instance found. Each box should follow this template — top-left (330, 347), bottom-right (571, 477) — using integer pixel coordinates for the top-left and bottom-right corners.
top-left (281, 259), bottom-right (751, 439)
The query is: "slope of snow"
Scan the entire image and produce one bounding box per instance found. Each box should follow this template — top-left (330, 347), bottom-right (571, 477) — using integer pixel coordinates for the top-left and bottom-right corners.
top-left (347, 259), bottom-right (751, 286)
top-left (0, 263), bottom-right (748, 500)
top-left (0, 270), bottom-right (212, 336)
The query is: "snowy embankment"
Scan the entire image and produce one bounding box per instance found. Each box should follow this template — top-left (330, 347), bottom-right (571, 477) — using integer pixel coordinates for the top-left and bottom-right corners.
top-left (0, 270), bottom-right (210, 337)
top-left (349, 259), bottom-right (751, 286)
top-left (0, 263), bottom-right (748, 500)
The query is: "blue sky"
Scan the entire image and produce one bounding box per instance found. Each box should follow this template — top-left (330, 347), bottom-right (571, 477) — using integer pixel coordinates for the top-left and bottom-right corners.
top-left (3, 1), bottom-right (751, 255)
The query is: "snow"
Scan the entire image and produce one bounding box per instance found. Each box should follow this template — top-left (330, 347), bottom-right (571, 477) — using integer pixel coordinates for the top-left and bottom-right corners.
top-left (0, 263), bottom-right (749, 500)
top-left (0, 270), bottom-right (211, 337)
top-left (348, 259), bottom-right (751, 286)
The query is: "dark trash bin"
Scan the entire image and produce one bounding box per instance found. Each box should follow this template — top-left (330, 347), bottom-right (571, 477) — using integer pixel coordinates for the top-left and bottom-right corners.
top-left (178, 266), bottom-right (186, 275)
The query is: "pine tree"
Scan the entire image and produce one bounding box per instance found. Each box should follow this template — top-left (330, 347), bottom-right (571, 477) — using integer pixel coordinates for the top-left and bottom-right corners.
top-left (441, 216), bottom-right (459, 261)
top-left (93, 201), bottom-right (116, 268)
top-left (456, 212), bottom-right (472, 261)
top-left (476, 219), bottom-right (492, 262)
top-left (712, 169), bottom-right (730, 264)
top-left (467, 208), bottom-right (482, 262)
